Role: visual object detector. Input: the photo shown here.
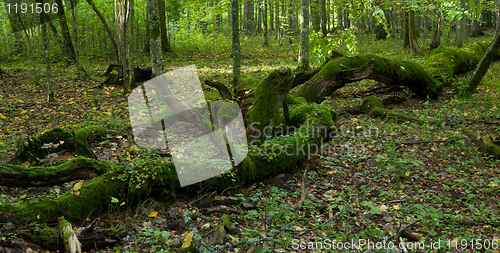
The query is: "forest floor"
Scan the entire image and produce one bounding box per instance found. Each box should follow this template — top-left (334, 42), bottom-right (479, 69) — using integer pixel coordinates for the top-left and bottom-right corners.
top-left (1, 30), bottom-right (500, 252)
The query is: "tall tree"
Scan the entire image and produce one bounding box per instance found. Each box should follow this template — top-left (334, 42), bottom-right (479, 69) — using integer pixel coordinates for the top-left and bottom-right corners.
top-left (455, 0), bottom-right (466, 48)
top-left (158, 0), bottom-right (172, 53)
top-left (244, 0), bottom-right (255, 34)
top-left (40, 2), bottom-right (54, 103)
top-left (232, 0), bottom-right (241, 89)
top-left (54, 0), bottom-right (76, 60)
top-left (263, 0), bottom-right (269, 46)
top-left (128, 0), bottom-right (136, 90)
top-left (147, 0), bottom-right (163, 76)
top-left (320, 0), bottom-right (326, 36)
top-left (86, 0), bottom-right (119, 61)
top-left (408, 9), bottom-right (420, 54)
top-left (463, 32), bottom-right (500, 95)
top-left (298, 0), bottom-right (310, 71)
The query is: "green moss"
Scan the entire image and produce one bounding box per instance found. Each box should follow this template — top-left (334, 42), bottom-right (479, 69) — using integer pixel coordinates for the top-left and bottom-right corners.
top-left (74, 126), bottom-right (107, 143)
top-left (204, 91), bottom-right (220, 101)
top-left (289, 103), bottom-right (337, 127)
top-left (63, 230), bottom-right (74, 238)
top-left (30, 224), bottom-right (57, 243)
top-left (15, 128), bottom-right (94, 162)
top-left (369, 107), bottom-right (388, 118)
top-left (361, 96), bottom-right (383, 113)
top-left (236, 77), bottom-right (258, 94)
top-left (14, 172), bottom-right (123, 223)
top-left (0, 156), bottom-right (110, 180)
top-left (483, 142), bottom-right (500, 158)
top-left (287, 94), bottom-right (307, 105)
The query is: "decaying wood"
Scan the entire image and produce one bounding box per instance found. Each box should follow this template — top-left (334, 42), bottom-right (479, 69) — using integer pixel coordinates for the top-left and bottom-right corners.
top-left (0, 157), bottom-right (108, 187)
top-left (204, 80), bottom-right (232, 100)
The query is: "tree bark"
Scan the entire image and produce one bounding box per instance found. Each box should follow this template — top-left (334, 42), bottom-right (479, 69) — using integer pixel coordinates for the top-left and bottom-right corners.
top-left (263, 0), bottom-right (269, 46)
top-left (54, 0), bottom-right (76, 61)
top-left (464, 32), bottom-right (500, 94)
top-left (147, 0), bottom-right (163, 76)
top-left (40, 6), bottom-right (54, 103)
top-left (320, 0), bottom-right (326, 36)
top-left (298, 0), bottom-right (310, 71)
top-left (232, 0), bottom-right (241, 89)
top-left (158, 0), bottom-right (172, 53)
top-left (408, 9), bottom-right (420, 54)
top-left (455, 0), bottom-right (466, 48)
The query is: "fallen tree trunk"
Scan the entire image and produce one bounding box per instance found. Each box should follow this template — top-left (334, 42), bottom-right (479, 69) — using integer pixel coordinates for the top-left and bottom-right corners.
top-left (0, 156), bottom-right (110, 187)
top-left (292, 41), bottom-right (495, 102)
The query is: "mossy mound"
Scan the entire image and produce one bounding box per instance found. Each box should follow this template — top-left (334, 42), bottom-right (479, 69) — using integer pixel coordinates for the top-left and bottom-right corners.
top-left (236, 77), bottom-right (258, 94)
top-left (361, 96), bottom-right (383, 113)
top-left (289, 103), bottom-right (337, 127)
top-left (15, 128), bottom-right (98, 163)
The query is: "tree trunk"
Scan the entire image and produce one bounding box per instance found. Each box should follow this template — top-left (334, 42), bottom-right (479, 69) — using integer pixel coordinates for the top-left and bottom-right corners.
top-left (85, 0), bottom-right (119, 61)
top-left (275, 0), bottom-right (279, 38)
top-left (145, 11), bottom-right (150, 52)
top-left (320, 0), bottom-right (326, 35)
top-left (455, 0), bottom-right (466, 48)
top-left (430, 9), bottom-right (441, 50)
top-left (129, 0), bottom-right (135, 90)
top-left (269, 0), bottom-right (274, 31)
top-left (292, 40), bottom-right (492, 102)
top-left (244, 0), bottom-right (254, 34)
top-left (232, 0), bottom-right (241, 89)
top-left (263, 0), bottom-right (269, 46)
top-left (408, 9), bottom-right (420, 54)
top-left (147, 0), bottom-right (163, 76)
top-left (158, 0), bottom-right (171, 53)
top-left (54, 0), bottom-right (76, 61)
top-left (40, 8), bottom-right (54, 103)
top-left (298, 0), bottom-right (310, 71)
top-left (464, 32), bottom-right (500, 94)
top-left (337, 7), bottom-right (343, 29)
top-left (403, 9), bottom-right (409, 48)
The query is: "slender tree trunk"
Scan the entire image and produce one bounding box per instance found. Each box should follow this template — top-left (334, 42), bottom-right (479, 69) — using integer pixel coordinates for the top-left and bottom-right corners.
top-left (263, 0), bottom-right (269, 46)
top-left (275, 0), bottom-right (279, 37)
top-left (408, 9), bottom-right (420, 54)
top-left (145, 11), bottom-right (150, 52)
top-left (455, 0), bottom-right (466, 48)
top-left (129, 0), bottom-right (135, 90)
top-left (298, 0), bottom-right (309, 71)
top-left (244, 0), bottom-right (254, 34)
top-left (430, 11), bottom-right (441, 50)
top-left (337, 7), bottom-right (343, 29)
top-left (85, 0), bottom-right (119, 61)
top-left (40, 9), bottom-right (54, 103)
top-left (147, 0), bottom-right (163, 76)
top-left (232, 0), bottom-right (241, 89)
top-left (269, 0), bottom-right (274, 31)
top-left (158, 0), bottom-right (171, 53)
top-left (320, 0), bottom-right (326, 35)
top-left (54, 0), bottom-right (76, 60)
top-left (464, 32), bottom-right (500, 94)
top-left (403, 9), bottom-right (409, 48)
top-left (287, 0), bottom-right (293, 43)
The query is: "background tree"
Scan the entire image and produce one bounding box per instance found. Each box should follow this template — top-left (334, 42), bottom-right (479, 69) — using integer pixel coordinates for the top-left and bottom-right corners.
top-left (232, 0), bottom-right (241, 89)
top-left (298, 0), bottom-right (310, 71)
top-left (147, 0), bottom-right (163, 76)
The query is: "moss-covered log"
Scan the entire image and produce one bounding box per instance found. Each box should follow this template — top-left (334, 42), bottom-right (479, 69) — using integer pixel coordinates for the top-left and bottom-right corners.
top-left (292, 41), bottom-right (496, 103)
top-left (462, 127), bottom-right (500, 158)
top-left (0, 156), bottom-right (110, 187)
top-left (245, 66), bottom-right (294, 142)
top-left (14, 126), bottom-right (108, 163)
